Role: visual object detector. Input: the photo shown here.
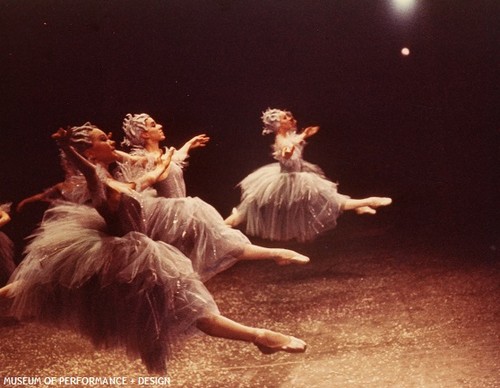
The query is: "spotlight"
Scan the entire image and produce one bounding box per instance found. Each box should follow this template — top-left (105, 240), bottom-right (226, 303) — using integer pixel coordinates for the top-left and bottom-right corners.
top-left (392, 0), bottom-right (416, 13)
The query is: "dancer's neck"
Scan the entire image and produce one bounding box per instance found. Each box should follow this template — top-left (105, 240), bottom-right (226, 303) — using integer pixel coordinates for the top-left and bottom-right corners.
top-left (144, 142), bottom-right (162, 154)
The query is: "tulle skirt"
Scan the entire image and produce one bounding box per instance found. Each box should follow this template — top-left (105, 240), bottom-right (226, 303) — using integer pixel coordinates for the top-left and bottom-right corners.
top-left (0, 231), bottom-right (15, 286)
top-left (235, 162), bottom-right (350, 242)
top-left (7, 202), bottom-right (219, 373)
top-left (142, 196), bottom-right (250, 281)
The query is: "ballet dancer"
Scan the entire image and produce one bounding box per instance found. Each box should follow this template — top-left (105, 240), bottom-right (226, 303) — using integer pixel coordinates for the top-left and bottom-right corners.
top-left (119, 113), bottom-right (209, 198)
top-left (225, 108), bottom-right (392, 242)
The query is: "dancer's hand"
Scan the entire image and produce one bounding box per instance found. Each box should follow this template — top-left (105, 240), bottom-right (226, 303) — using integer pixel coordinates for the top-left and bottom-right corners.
top-left (51, 127), bottom-right (72, 147)
top-left (302, 126), bottom-right (319, 138)
top-left (188, 134), bottom-right (210, 149)
top-left (281, 145), bottom-right (295, 159)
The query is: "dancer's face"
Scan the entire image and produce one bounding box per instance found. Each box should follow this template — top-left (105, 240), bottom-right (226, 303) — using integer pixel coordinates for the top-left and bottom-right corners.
top-left (278, 111), bottom-right (297, 134)
top-left (86, 128), bottom-right (118, 165)
top-left (144, 117), bottom-right (166, 143)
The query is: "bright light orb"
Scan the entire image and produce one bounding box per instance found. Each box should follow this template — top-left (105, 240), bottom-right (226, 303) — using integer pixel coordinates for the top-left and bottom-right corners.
top-left (401, 47), bottom-right (410, 56)
top-left (393, 0), bottom-right (416, 13)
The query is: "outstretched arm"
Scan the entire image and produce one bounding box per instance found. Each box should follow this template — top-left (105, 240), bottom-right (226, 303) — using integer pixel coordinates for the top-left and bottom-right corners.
top-left (16, 183), bottom-right (64, 212)
top-left (176, 134), bottom-right (210, 160)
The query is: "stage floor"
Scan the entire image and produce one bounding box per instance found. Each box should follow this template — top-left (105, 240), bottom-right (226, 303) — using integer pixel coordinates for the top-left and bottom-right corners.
top-left (1, 222), bottom-right (498, 387)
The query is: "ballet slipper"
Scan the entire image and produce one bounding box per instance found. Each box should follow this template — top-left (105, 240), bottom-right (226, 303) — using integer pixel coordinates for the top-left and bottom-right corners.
top-left (254, 329), bottom-right (307, 354)
top-left (369, 197), bottom-right (392, 208)
top-left (273, 249), bottom-right (310, 266)
top-left (355, 206), bottom-right (377, 215)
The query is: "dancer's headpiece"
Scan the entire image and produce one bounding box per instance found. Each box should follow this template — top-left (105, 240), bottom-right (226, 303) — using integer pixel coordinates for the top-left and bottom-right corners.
top-left (121, 113), bottom-right (151, 148)
top-left (261, 108), bottom-right (289, 135)
top-left (68, 122), bottom-right (97, 153)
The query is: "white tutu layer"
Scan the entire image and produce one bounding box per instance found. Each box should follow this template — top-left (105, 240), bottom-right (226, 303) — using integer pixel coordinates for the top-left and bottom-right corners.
top-left (8, 202), bottom-right (218, 373)
top-left (236, 162), bottom-right (350, 242)
top-left (143, 196), bottom-right (250, 281)
top-left (0, 231), bottom-right (15, 285)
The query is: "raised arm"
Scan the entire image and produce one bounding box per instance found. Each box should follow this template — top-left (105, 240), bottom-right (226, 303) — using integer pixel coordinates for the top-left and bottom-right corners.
top-left (279, 126), bottom-right (319, 159)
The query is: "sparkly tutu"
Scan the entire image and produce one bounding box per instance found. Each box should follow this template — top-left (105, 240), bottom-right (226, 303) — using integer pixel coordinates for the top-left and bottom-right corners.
top-left (235, 162), bottom-right (350, 242)
top-left (7, 202), bottom-right (218, 373)
top-left (116, 147), bottom-right (187, 198)
top-left (143, 196), bottom-right (250, 281)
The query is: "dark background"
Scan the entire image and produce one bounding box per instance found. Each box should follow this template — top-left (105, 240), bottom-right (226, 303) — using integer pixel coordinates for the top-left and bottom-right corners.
top-left (0, 0), bottom-right (498, 254)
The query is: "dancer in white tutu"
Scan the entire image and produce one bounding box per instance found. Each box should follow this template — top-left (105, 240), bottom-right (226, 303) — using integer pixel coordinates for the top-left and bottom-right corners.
top-left (225, 108), bottom-right (392, 242)
top-left (0, 203), bottom-right (15, 286)
top-left (116, 113), bottom-right (309, 281)
top-left (119, 113), bottom-right (209, 198)
top-left (0, 123), bottom-right (306, 373)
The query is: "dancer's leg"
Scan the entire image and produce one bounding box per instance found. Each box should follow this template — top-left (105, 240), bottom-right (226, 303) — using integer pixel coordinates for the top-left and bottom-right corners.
top-left (238, 244), bottom-right (310, 265)
top-left (342, 197), bottom-right (392, 214)
top-left (196, 314), bottom-right (306, 354)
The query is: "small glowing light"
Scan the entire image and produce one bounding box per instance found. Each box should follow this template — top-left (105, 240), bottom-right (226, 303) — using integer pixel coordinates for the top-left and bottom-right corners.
top-left (393, 0), bottom-right (416, 13)
top-left (401, 47), bottom-right (410, 56)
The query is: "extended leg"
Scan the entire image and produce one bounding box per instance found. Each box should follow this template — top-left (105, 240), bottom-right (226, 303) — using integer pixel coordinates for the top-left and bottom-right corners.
top-left (342, 197), bottom-right (392, 214)
top-left (238, 244), bottom-right (310, 265)
top-left (196, 314), bottom-right (306, 354)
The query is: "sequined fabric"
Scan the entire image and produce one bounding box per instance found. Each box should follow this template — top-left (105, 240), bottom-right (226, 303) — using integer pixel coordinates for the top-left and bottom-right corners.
top-left (6, 191), bottom-right (219, 373)
top-left (235, 132), bottom-right (350, 242)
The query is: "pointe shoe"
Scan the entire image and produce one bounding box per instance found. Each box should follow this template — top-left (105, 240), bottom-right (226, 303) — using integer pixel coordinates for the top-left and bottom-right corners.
top-left (254, 331), bottom-right (307, 354)
top-left (370, 197), bottom-right (392, 208)
top-left (274, 249), bottom-right (310, 266)
top-left (355, 206), bottom-right (377, 215)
